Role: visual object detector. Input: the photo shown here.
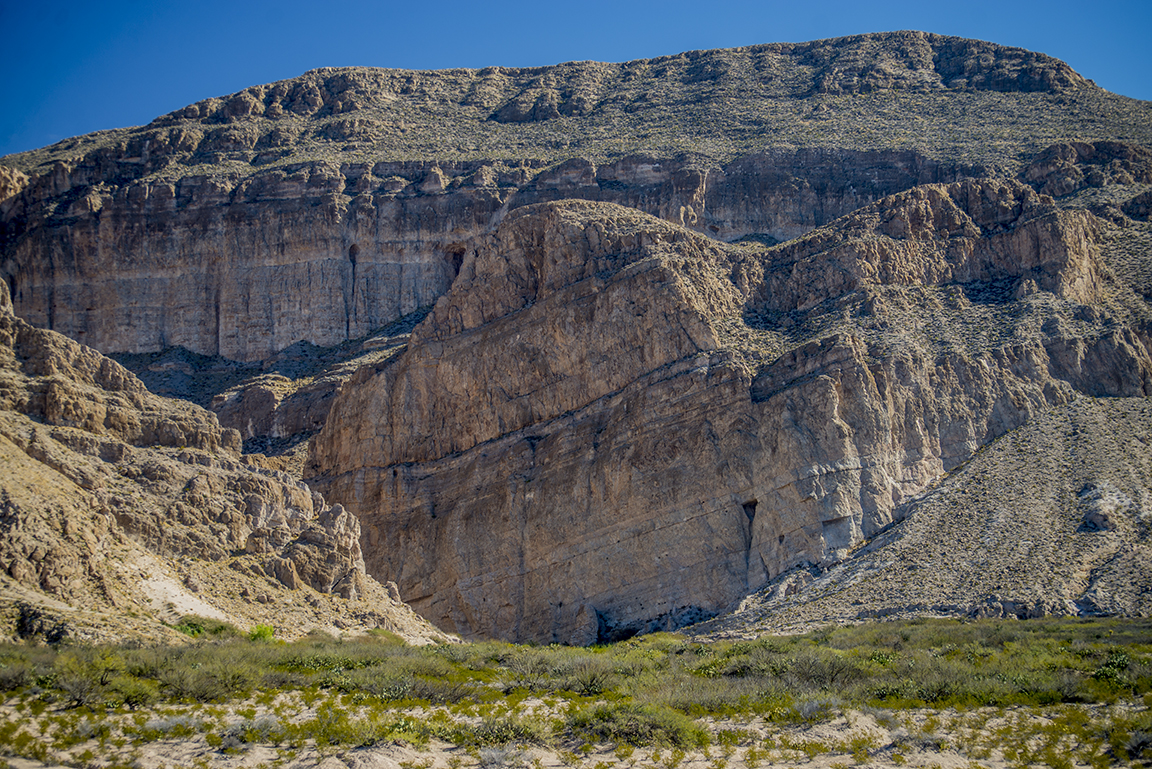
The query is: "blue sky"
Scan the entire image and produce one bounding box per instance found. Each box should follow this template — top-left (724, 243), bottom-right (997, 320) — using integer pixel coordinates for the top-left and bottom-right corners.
top-left (2, 0), bottom-right (1149, 158)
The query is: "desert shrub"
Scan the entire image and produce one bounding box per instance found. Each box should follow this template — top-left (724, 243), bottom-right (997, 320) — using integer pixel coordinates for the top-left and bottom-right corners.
top-left (781, 648), bottom-right (867, 691)
top-left (173, 615), bottom-right (238, 638)
top-left (158, 657), bottom-right (256, 702)
top-left (53, 717), bottom-right (112, 749)
top-left (567, 702), bottom-right (708, 748)
top-left (627, 669), bottom-right (771, 715)
top-left (222, 715), bottom-right (284, 745)
top-left (720, 642), bottom-right (794, 678)
top-left (286, 706), bottom-right (390, 749)
top-left (1125, 730), bottom-right (1152, 763)
top-left (260, 669), bottom-right (311, 689)
top-left (340, 668), bottom-right (478, 703)
top-left (110, 674), bottom-right (159, 709)
top-left (248, 624), bottom-right (276, 642)
top-left (133, 714), bottom-right (206, 740)
top-left (52, 648), bottom-right (124, 707)
top-left (567, 657), bottom-right (617, 695)
top-left (456, 716), bottom-right (553, 746)
top-left (498, 646), bottom-right (612, 694)
top-left (0, 660), bottom-right (33, 691)
top-left (1093, 649), bottom-right (1132, 687)
top-left (478, 746), bottom-right (533, 769)
top-left (789, 696), bottom-right (841, 723)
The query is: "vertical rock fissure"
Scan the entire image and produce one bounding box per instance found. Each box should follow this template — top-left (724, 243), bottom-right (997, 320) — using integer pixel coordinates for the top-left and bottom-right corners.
top-left (742, 499), bottom-right (757, 574)
top-left (345, 244), bottom-right (359, 339)
top-left (213, 285), bottom-right (223, 358)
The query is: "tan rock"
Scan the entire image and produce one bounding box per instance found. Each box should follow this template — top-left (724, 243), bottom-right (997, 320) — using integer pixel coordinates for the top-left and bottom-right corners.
top-left (308, 186), bottom-right (1152, 643)
top-left (0, 279), bottom-right (451, 644)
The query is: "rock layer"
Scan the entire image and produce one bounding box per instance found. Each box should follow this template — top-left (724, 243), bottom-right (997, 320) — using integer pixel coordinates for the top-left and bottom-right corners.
top-left (0, 150), bottom-right (985, 362)
top-left (307, 181), bottom-right (1152, 643)
top-left (690, 396), bottom-right (1152, 638)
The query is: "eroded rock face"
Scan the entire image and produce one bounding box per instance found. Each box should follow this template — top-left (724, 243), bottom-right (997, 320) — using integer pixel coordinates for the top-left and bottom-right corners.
top-left (2, 31), bottom-right (1137, 363)
top-left (0, 280), bottom-right (446, 642)
top-left (0, 149), bottom-right (986, 362)
top-left (307, 181), bottom-right (1152, 643)
top-left (689, 396), bottom-right (1152, 637)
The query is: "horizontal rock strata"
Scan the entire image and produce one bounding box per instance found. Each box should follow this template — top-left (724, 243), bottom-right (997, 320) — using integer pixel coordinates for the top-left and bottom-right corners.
top-left (3, 32), bottom-right (1148, 363)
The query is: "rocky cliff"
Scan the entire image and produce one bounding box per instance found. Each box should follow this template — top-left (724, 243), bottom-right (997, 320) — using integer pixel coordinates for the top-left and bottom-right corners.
top-left (690, 395), bottom-right (1152, 638)
top-left (2, 33), bottom-right (1152, 646)
top-left (2, 33), bottom-right (1151, 361)
top-left (0, 279), bottom-right (448, 644)
top-left (306, 178), bottom-right (1152, 643)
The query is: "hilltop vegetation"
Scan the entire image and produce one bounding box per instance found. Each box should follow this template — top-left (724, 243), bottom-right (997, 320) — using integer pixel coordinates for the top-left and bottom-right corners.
top-left (4, 32), bottom-right (1151, 184)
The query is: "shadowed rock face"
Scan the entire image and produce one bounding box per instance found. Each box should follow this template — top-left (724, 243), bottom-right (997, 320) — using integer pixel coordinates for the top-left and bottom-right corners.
top-left (306, 181), bottom-right (1152, 643)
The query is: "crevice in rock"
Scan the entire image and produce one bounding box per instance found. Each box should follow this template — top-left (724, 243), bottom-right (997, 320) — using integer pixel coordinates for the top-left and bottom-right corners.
top-left (344, 243), bottom-right (358, 339)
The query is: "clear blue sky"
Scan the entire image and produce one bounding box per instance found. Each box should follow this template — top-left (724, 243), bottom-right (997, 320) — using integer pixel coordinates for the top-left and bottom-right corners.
top-left (2, 0), bottom-right (1149, 158)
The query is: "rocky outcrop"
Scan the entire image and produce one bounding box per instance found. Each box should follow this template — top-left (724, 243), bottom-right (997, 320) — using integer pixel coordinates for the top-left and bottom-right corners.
top-left (0, 283), bottom-right (241, 453)
top-left (2, 33), bottom-right (1150, 645)
top-left (690, 396), bottom-right (1152, 638)
top-left (307, 181), bottom-right (1152, 644)
top-left (0, 150), bottom-right (984, 362)
top-left (1022, 141), bottom-right (1152, 198)
top-left (0, 279), bottom-right (449, 643)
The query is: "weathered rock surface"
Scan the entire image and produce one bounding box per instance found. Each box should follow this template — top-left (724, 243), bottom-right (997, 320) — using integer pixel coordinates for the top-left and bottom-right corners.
top-left (689, 396), bottom-right (1152, 638)
top-left (0, 150), bottom-right (988, 362)
top-left (0, 279), bottom-right (449, 644)
top-left (2, 32), bottom-right (1150, 362)
top-left (306, 180), bottom-right (1152, 643)
top-left (2, 33), bottom-right (1152, 647)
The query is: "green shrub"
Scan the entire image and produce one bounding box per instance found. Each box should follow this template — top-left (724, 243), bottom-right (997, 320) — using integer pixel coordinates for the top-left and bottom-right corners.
top-left (567, 702), bottom-right (708, 748)
top-left (248, 624), bottom-right (276, 642)
top-left (455, 716), bottom-right (553, 746)
top-left (173, 615), bottom-right (238, 638)
top-left (158, 659), bottom-right (256, 702)
top-left (53, 649), bottom-right (124, 708)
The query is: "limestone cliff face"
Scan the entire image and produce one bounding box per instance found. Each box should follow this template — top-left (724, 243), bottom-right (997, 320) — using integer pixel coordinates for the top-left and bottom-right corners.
top-left (307, 181), bottom-right (1152, 643)
top-left (0, 150), bottom-right (981, 362)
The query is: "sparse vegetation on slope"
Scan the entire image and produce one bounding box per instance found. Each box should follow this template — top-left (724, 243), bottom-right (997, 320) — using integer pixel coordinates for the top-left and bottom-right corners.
top-left (4, 32), bottom-right (1151, 183)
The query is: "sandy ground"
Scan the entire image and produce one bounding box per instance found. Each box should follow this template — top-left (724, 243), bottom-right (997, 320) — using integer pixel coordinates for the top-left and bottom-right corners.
top-left (2, 694), bottom-right (1146, 769)
top-left (138, 552), bottom-right (234, 626)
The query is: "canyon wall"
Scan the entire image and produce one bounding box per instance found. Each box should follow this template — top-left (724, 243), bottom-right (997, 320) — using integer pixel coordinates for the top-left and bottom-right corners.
top-left (4, 30), bottom-right (1145, 363)
top-left (0, 277), bottom-right (447, 642)
top-left (0, 150), bottom-right (981, 361)
top-left (306, 181), bottom-right (1152, 643)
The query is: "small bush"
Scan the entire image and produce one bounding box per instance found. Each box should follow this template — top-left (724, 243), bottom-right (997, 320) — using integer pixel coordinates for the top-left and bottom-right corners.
top-left (457, 716), bottom-right (552, 746)
top-left (567, 703), bottom-right (708, 748)
top-left (248, 624), bottom-right (276, 642)
top-left (0, 661), bottom-right (32, 692)
top-left (478, 746), bottom-right (533, 769)
top-left (791, 696), bottom-right (840, 723)
top-left (173, 615), bottom-right (238, 638)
